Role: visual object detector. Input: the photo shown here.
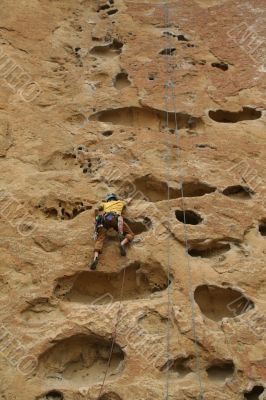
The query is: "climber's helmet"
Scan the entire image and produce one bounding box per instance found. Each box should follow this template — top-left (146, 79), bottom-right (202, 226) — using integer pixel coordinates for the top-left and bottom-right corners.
top-left (106, 193), bottom-right (118, 202)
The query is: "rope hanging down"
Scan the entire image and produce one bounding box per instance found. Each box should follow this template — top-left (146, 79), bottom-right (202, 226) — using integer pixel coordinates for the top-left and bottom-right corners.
top-left (163, 1), bottom-right (204, 399)
top-left (97, 267), bottom-right (126, 399)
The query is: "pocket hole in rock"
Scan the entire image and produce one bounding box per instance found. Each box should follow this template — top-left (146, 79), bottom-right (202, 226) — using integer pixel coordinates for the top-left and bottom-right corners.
top-left (99, 393), bottom-right (122, 400)
top-left (148, 73), bottom-right (155, 81)
top-left (114, 72), bottom-right (130, 90)
top-left (159, 48), bottom-right (176, 55)
top-left (160, 356), bottom-right (193, 378)
top-left (112, 39), bottom-right (123, 50)
top-left (39, 390), bottom-right (64, 400)
top-left (163, 31), bottom-right (175, 37)
top-left (211, 62), bottom-right (229, 71)
top-left (182, 181), bottom-right (216, 197)
top-left (175, 210), bottom-right (203, 225)
top-left (163, 29), bottom-right (187, 38)
top-left (129, 176), bottom-right (180, 202)
top-left (66, 113), bottom-right (86, 125)
top-left (125, 217), bottom-right (152, 235)
top-left (194, 285), bottom-right (254, 321)
top-left (44, 208), bottom-right (58, 219)
top-left (54, 262), bottom-right (170, 304)
top-left (259, 221), bottom-right (266, 236)
top-left (188, 243), bottom-right (230, 258)
top-left (196, 143), bottom-right (217, 149)
top-left (244, 386), bottom-right (265, 400)
top-left (36, 334), bottom-right (124, 384)
top-left (90, 39), bottom-right (123, 57)
top-left (209, 107), bottom-right (262, 123)
top-left (127, 176), bottom-right (214, 202)
top-left (223, 185), bottom-right (253, 199)
top-left (207, 361), bottom-right (234, 383)
top-left (107, 8), bottom-right (118, 15)
top-left (97, 4), bottom-right (110, 11)
top-left (177, 34), bottom-right (189, 41)
top-left (102, 130), bottom-right (113, 137)
top-left (90, 107), bottom-right (202, 131)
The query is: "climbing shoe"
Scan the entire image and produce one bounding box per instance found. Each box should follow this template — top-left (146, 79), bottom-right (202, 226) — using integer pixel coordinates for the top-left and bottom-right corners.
top-left (90, 257), bottom-right (98, 270)
top-left (119, 243), bottom-right (126, 257)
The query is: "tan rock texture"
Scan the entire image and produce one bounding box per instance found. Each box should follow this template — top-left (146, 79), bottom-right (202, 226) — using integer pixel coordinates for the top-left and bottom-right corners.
top-left (0, 0), bottom-right (265, 399)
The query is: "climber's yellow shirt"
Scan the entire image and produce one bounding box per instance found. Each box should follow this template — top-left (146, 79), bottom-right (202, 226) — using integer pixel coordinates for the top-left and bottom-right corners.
top-left (100, 200), bottom-right (126, 215)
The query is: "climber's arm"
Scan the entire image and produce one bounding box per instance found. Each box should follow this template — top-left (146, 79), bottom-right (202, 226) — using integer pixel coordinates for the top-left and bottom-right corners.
top-left (95, 204), bottom-right (104, 217)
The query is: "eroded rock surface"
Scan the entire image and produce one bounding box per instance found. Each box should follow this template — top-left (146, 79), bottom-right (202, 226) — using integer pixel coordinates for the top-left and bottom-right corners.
top-left (0, 0), bottom-right (265, 399)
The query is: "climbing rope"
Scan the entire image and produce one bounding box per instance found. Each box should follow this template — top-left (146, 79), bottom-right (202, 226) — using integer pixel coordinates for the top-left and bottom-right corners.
top-left (162, 1), bottom-right (205, 399)
top-left (97, 266), bottom-right (126, 399)
top-left (163, 3), bottom-right (173, 400)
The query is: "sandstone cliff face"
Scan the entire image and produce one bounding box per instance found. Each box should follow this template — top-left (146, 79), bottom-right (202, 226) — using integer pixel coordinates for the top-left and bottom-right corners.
top-left (0, 1), bottom-right (265, 399)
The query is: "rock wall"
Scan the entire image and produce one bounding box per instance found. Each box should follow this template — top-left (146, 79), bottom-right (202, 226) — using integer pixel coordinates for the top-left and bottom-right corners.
top-left (0, 1), bottom-right (265, 400)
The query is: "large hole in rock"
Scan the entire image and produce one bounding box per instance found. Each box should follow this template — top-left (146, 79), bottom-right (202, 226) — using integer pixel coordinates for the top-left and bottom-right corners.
top-left (175, 210), bottom-right (203, 225)
top-left (125, 217), bottom-right (152, 235)
top-left (259, 220), bottom-right (266, 236)
top-left (99, 393), bottom-right (122, 400)
top-left (90, 107), bottom-right (202, 131)
top-left (114, 72), bottom-right (130, 90)
top-left (90, 39), bottom-right (123, 57)
top-left (36, 334), bottom-right (124, 384)
top-left (244, 386), bottom-right (265, 400)
top-left (160, 356), bottom-right (193, 378)
top-left (188, 243), bottom-right (230, 258)
top-left (223, 185), bottom-right (253, 199)
top-left (125, 176), bottom-right (215, 203)
top-left (38, 390), bottom-right (64, 400)
top-left (194, 285), bottom-right (254, 321)
top-left (54, 262), bottom-right (169, 304)
top-left (130, 176), bottom-right (180, 202)
top-left (207, 361), bottom-right (234, 383)
top-left (209, 107), bottom-right (262, 123)
top-left (182, 181), bottom-right (216, 197)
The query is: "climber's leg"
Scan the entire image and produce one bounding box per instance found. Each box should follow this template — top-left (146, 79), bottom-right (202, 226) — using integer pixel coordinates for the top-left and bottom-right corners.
top-left (117, 215), bottom-right (124, 240)
top-left (90, 227), bottom-right (106, 270)
top-left (119, 222), bottom-right (134, 256)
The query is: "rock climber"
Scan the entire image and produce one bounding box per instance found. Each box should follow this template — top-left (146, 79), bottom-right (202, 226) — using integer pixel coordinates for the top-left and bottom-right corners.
top-left (90, 193), bottom-right (134, 270)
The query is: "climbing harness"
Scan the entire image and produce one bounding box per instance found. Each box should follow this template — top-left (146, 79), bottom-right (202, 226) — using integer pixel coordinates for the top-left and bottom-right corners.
top-left (94, 212), bottom-right (124, 238)
top-left (163, 1), bottom-right (205, 400)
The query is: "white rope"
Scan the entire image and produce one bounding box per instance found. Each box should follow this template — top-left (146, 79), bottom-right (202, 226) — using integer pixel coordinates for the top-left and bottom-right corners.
top-left (97, 267), bottom-right (126, 399)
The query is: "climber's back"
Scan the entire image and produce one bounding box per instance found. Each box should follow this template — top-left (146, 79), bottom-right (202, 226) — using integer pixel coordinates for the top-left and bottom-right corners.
top-left (101, 199), bottom-right (126, 216)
